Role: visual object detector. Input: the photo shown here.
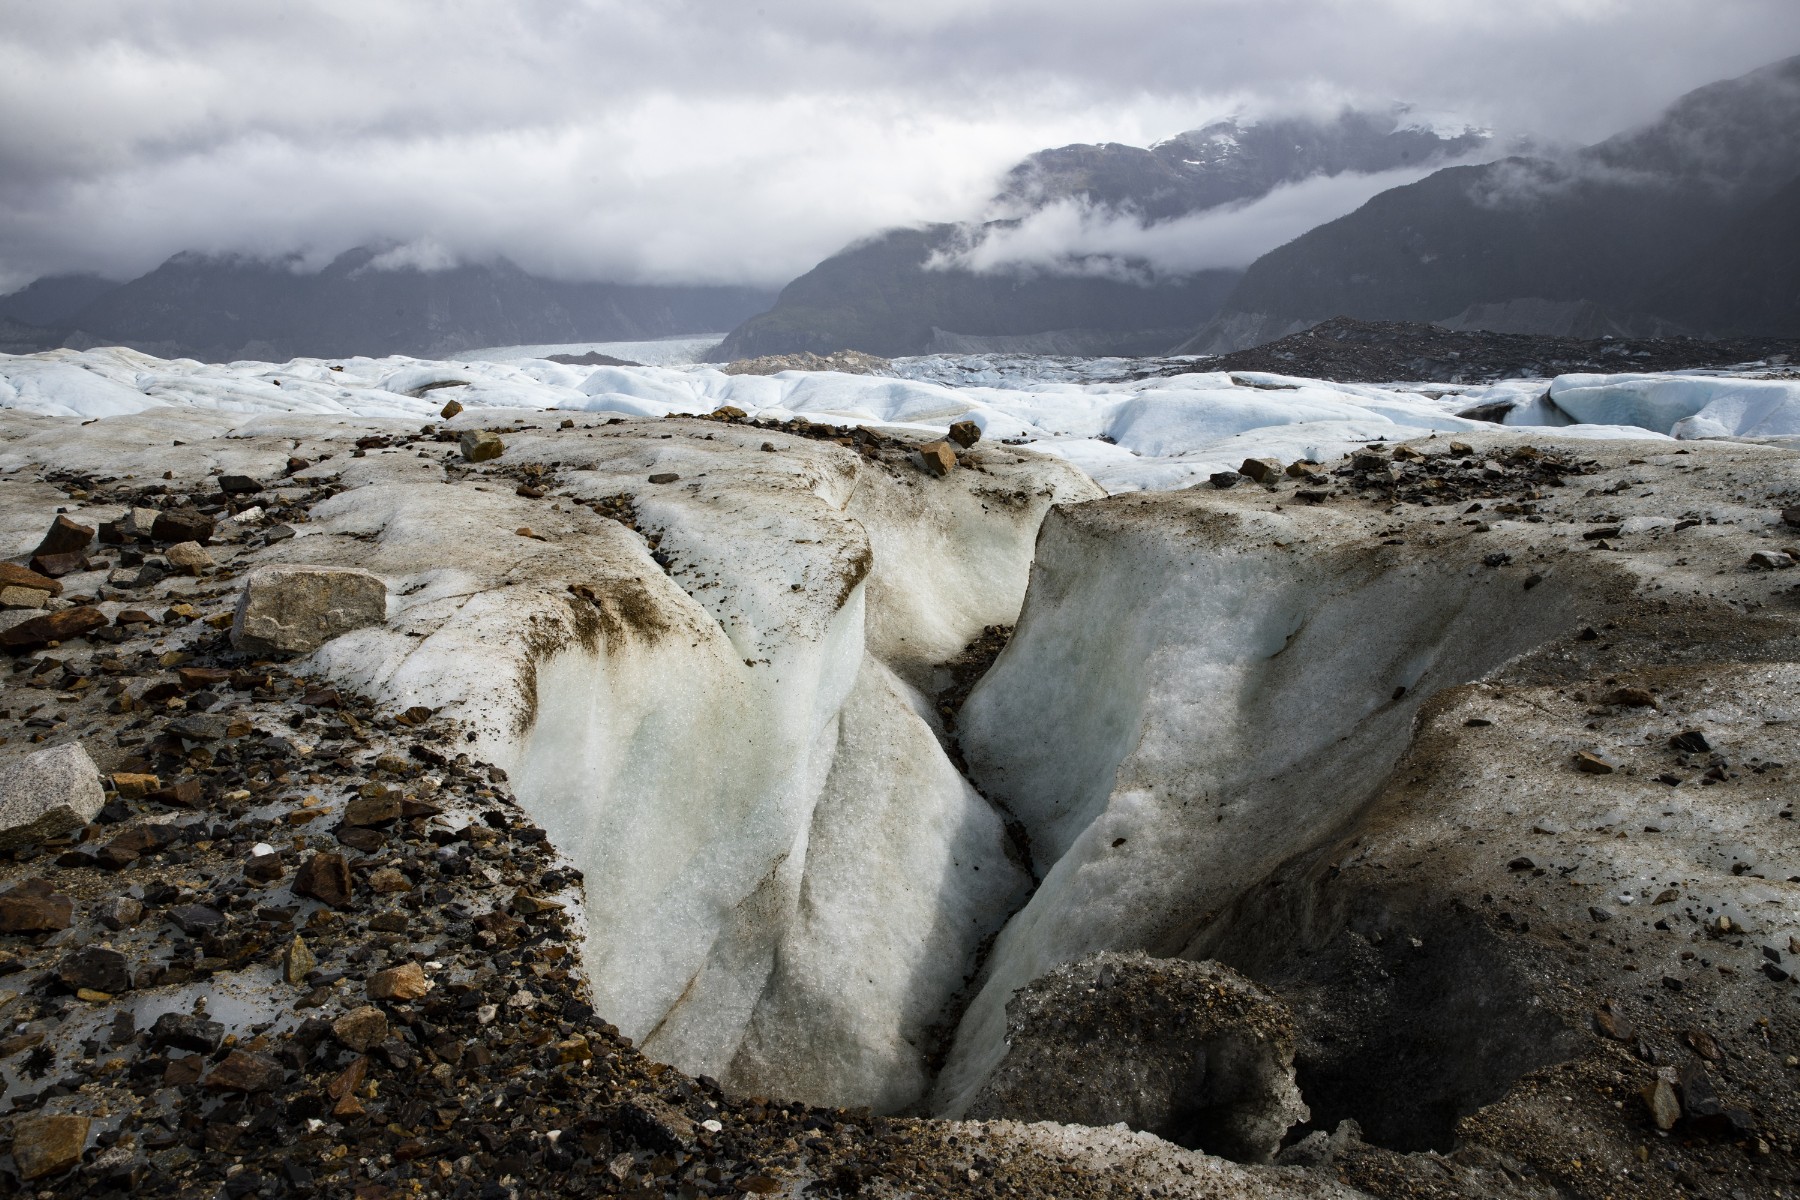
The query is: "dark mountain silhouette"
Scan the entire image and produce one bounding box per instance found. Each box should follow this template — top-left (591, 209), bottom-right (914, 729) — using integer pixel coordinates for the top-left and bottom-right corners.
top-left (715, 110), bottom-right (1490, 360)
top-left (0, 273), bottom-right (121, 329)
top-left (1184, 55), bottom-right (1800, 352)
top-left (1, 248), bottom-right (775, 362)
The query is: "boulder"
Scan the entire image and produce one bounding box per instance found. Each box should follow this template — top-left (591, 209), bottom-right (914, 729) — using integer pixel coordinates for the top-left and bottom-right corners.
top-left (440, 398), bottom-right (464, 419)
top-left (0, 606), bottom-right (110, 650)
top-left (460, 430), bottom-right (504, 462)
top-left (230, 564), bottom-right (387, 655)
top-left (964, 952), bottom-right (1307, 1163)
top-left (0, 743), bottom-right (105, 850)
top-left (151, 506), bottom-right (215, 544)
top-left (947, 420), bottom-right (982, 449)
top-left (164, 541), bottom-right (214, 576)
top-left (1238, 457), bottom-right (1283, 483)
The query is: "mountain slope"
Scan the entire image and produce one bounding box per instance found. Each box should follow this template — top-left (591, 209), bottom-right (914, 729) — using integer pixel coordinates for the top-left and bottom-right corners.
top-left (0, 273), bottom-right (122, 328)
top-left (1639, 172), bottom-right (1800, 338)
top-left (1185, 55), bottom-right (1800, 351)
top-left (716, 110), bottom-right (1491, 360)
top-left (27, 249), bottom-right (776, 362)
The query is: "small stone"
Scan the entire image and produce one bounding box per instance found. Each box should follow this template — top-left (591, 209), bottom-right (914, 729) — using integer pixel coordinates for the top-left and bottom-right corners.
top-left (459, 430), bottom-right (504, 461)
top-left (167, 904), bottom-right (224, 935)
top-left (293, 851), bottom-right (353, 908)
top-left (1208, 472), bottom-right (1240, 489)
top-left (1594, 1000), bottom-right (1635, 1041)
top-left (0, 605), bottom-right (109, 650)
top-left (32, 514), bottom-right (95, 558)
top-left (217, 474), bottom-right (262, 495)
top-left (368, 866), bottom-right (412, 893)
top-left (1448, 440), bottom-right (1474, 455)
top-left (58, 945), bottom-right (132, 994)
top-left (1574, 749), bottom-right (1617, 775)
top-left (1685, 1027), bottom-right (1723, 1061)
top-left (1749, 550), bottom-right (1796, 570)
top-left (947, 420), bottom-right (982, 449)
top-left (1589, 905), bottom-right (1613, 923)
top-left (1643, 1077), bottom-right (1681, 1131)
top-left (647, 472), bottom-right (680, 484)
top-left (151, 507), bottom-right (215, 545)
top-left (231, 564), bottom-right (387, 655)
top-left (12, 1113), bottom-right (90, 1180)
top-left (917, 442), bottom-right (957, 477)
top-left (1669, 730), bottom-right (1711, 753)
top-left (205, 1049), bottom-right (284, 1093)
top-left (0, 743), bottom-right (106, 850)
top-left (164, 541), bottom-right (214, 576)
top-left (0, 585), bottom-right (49, 610)
top-left (367, 961), bottom-right (432, 1001)
top-left (553, 1034), bottom-right (593, 1063)
top-left (150, 1011), bottom-right (225, 1054)
top-left (0, 880), bottom-right (74, 932)
top-left (333, 1006), bottom-right (390, 1052)
top-left (440, 398), bottom-right (464, 419)
top-left (109, 772), bottom-right (161, 798)
top-left (711, 405), bottom-right (747, 420)
top-left (1604, 687), bottom-right (1657, 708)
top-left (0, 562), bottom-right (61, 595)
top-left (245, 851), bottom-right (284, 882)
top-left (1237, 457), bottom-right (1282, 483)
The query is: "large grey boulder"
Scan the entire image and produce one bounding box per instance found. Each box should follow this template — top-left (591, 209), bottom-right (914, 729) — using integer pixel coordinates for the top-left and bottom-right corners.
top-left (0, 743), bottom-right (105, 850)
top-left (965, 953), bottom-right (1308, 1163)
top-left (230, 564), bottom-right (387, 656)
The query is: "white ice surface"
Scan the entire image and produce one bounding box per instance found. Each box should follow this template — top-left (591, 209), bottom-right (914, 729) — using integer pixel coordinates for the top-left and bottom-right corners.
top-left (9, 347), bottom-right (1777, 495)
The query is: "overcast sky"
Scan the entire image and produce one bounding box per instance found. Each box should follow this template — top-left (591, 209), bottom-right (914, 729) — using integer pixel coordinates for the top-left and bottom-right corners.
top-left (2, 0), bottom-right (1797, 292)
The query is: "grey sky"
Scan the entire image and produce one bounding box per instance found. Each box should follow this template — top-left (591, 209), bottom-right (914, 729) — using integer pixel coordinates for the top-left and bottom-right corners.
top-left (1, 0), bottom-right (1796, 292)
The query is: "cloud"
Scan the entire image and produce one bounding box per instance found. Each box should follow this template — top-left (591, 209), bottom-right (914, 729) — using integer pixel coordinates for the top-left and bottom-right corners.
top-left (0, 1), bottom-right (1795, 292)
top-left (932, 165), bottom-right (1458, 280)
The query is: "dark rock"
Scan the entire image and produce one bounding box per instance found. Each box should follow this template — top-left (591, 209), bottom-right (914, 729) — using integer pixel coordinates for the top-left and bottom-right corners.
top-left (32, 514), bottom-right (95, 558)
top-left (58, 945), bottom-right (132, 994)
top-left (612, 1096), bottom-right (697, 1152)
top-left (205, 1049), bottom-right (284, 1093)
top-left (151, 1012), bottom-right (225, 1054)
top-left (217, 474), bottom-right (262, 495)
top-left (30, 551), bottom-right (89, 578)
top-left (344, 794), bottom-right (402, 826)
top-left (947, 420), bottom-right (982, 449)
top-left (1209, 472), bottom-right (1241, 489)
top-left (168, 904), bottom-right (225, 935)
top-left (294, 852), bottom-right (353, 908)
top-left (1669, 730), bottom-right (1712, 753)
top-left (151, 508), bottom-right (215, 545)
top-left (0, 605), bottom-right (110, 650)
top-left (332, 1006), bottom-right (390, 1052)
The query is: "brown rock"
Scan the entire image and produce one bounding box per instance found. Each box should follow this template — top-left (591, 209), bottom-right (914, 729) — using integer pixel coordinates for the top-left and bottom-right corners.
top-left (947, 420), bottom-right (982, 449)
top-left (110, 772), bottom-right (160, 798)
top-left (344, 794), bottom-right (402, 826)
top-left (711, 405), bottom-right (747, 420)
top-left (1604, 686), bottom-right (1657, 708)
top-left (151, 507), bottom-right (215, 545)
top-left (32, 515), bottom-right (95, 558)
top-left (282, 933), bottom-right (316, 985)
top-left (440, 398), bottom-right (464, 419)
top-left (1237, 457), bottom-right (1283, 483)
top-left (164, 541), bottom-right (214, 576)
top-left (0, 881), bottom-right (73, 933)
top-left (1574, 750), bottom-right (1617, 775)
top-left (12, 1113), bottom-right (89, 1180)
top-left (1644, 1074), bottom-right (1682, 1132)
top-left (57, 946), bottom-right (131, 994)
top-left (367, 961), bottom-right (432, 1001)
top-left (245, 850), bottom-right (284, 882)
top-left (0, 562), bottom-right (62, 596)
top-left (177, 666), bottom-right (233, 691)
top-left (0, 605), bottom-right (109, 650)
top-left (332, 1006), bottom-right (390, 1052)
top-left (918, 441), bottom-right (957, 477)
top-left (1684, 1027), bottom-right (1723, 1062)
top-left (367, 866), bottom-right (412, 893)
top-left (29, 551), bottom-right (88, 578)
top-left (1594, 999), bottom-right (1635, 1042)
top-left (294, 851), bottom-right (353, 908)
top-left (205, 1049), bottom-right (284, 1092)
top-left (0, 585), bottom-right (49, 609)
top-left (1782, 505), bottom-right (1800, 529)
top-left (647, 472), bottom-right (680, 484)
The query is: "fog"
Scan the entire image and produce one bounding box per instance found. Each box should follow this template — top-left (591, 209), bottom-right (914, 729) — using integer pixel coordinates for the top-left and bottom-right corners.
top-left (1, 0), bottom-right (1796, 291)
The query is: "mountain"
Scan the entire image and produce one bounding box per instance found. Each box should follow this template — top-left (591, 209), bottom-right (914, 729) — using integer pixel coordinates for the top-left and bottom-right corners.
top-left (7, 248), bottom-right (776, 362)
top-left (1639, 172), bottom-right (1800, 338)
top-left (0, 272), bottom-right (121, 328)
top-left (714, 110), bottom-right (1491, 360)
top-left (1183, 55), bottom-right (1800, 352)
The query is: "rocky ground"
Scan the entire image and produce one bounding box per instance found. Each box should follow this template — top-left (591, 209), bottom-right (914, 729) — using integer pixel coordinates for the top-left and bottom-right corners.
top-left (1163, 318), bottom-right (1800, 384)
top-left (0, 391), bottom-right (1797, 1200)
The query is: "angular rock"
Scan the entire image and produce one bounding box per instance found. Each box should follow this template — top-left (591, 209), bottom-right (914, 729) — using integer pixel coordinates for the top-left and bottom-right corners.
top-left (1748, 550), bottom-right (1796, 569)
top-left (58, 945), bottom-right (132, 994)
top-left (647, 472), bottom-right (680, 484)
top-left (612, 1096), bottom-right (697, 1153)
top-left (30, 551), bottom-right (89, 578)
top-left (151, 507), bottom-right (215, 545)
top-left (0, 880), bottom-right (74, 932)
top-left (151, 1012), bottom-right (225, 1054)
top-left (343, 794), bottom-right (402, 827)
top-left (0, 585), bottom-right (49, 610)
top-left (293, 851), bottom-right (353, 908)
top-left (1209, 471), bottom-right (1241, 489)
top-left (0, 743), bottom-right (105, 850)
top-left (947, 420), bottom-right (982, 449)
top-left (205, 1049), bottom-right (284, 1092)
top-left (283, 933), bottom-right (316, 984)
top-left (333, 1006), bottom-right (390, 1052)
top-left (1238, 457), bottom-right (1283, 483)
top-left (367, 961), bottom-right (432, 1001)
top-left (965, 952), bottom-right (1307, 1163)
top-left (440, 398), bottom-right (464, 419)
top-left (121, 507), bottom-right (162, 540)
top-left (1574, 749), bottom-right (1618, 774)
top-left (97, 895), bottom-right (143, 930)
top-left (1644, 1075), bottom-right (1681, 1131)
top-left (167, 904), bottom-right (225, 935)
top-left (217, 474), bottom-right (262, 495)
top-left (12, 1113), bottom-right (89, 1180)
top-left (32, 514), bottom-right (95, 558)
top-left (0, 605), bottom-right (109, 651)
top-left (164, 541), bottom-right (214, 576)
top-left (0, 562), bottom-right (62, 596)
top-left (230, 564), bottom-right (387, 655)
top-left (917, 441), bottom-right (957, 477)
top-left (460, 430), bottom-right (504, 462)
